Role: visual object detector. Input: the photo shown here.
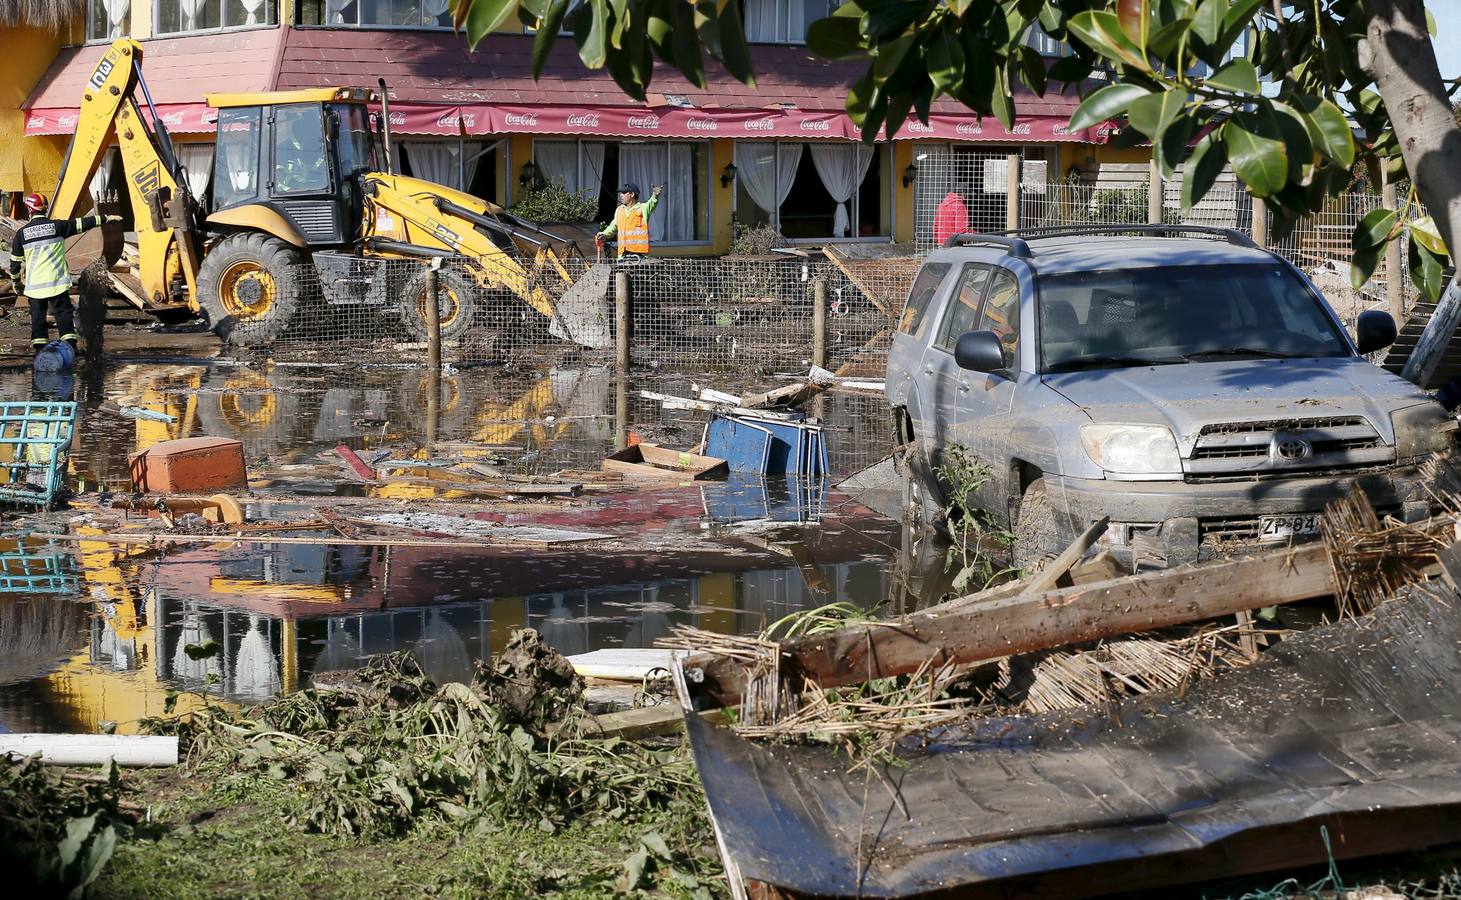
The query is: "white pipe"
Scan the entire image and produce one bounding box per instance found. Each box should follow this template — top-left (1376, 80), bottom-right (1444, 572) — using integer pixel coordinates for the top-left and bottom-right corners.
top-left (1, 734), bottom-right (179, 767)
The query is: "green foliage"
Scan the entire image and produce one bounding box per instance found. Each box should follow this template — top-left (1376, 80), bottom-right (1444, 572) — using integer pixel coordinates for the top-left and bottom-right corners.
top-left (507, 179), bottom-right (600, 224)
top-left (727, 220), bottom-right (786, 256)
top-left (762, 601), bottom-right (883, 642)
top-left (146, 652), bottom-right (696, 841)
top-left (935, 444), bottom-right (1015, 593)
top-left (0, 755), bottom-right (129, 897)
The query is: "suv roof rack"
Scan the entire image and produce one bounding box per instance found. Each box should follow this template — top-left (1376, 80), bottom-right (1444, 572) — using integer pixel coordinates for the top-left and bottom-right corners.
top-left (940, 234), bottom-right (1033, 257)
top-left (941, 224), bottom-right (1258, 254)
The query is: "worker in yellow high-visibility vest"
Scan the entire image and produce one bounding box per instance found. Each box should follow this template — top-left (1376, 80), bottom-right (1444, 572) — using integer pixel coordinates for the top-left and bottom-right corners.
top-left (595, 183), bottom-right (661, 259)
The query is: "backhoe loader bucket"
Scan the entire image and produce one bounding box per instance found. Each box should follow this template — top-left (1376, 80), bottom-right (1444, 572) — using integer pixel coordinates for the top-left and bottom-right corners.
top-left (550, 262), bottom-right (614, 350)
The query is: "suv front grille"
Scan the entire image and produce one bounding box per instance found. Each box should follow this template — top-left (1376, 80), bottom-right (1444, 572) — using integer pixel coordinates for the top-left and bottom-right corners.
top-left (1186, 416), bottom-right (1392, 479)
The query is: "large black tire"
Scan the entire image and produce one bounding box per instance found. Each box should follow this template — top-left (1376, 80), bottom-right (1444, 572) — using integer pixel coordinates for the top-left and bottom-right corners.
top-left (196, 233), bottom-right (313, 346)
top-left (1013, 477), bottom-right (1059, 573)
top-left (401, 267), bottom-right (480, 342)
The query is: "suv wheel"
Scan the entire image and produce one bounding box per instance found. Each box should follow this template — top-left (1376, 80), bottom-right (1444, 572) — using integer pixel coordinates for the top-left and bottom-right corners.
top-left (1014, 477), bottom-right (1059, 573)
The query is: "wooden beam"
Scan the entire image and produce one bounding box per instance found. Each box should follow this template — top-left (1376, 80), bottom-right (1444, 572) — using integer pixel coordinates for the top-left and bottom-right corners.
top-left (821, 246), bottom-right (893, 319)
top-left (1020, 516), bottom-right (1109, 597)
top-left (687, 542), bottom-right (1335, 707)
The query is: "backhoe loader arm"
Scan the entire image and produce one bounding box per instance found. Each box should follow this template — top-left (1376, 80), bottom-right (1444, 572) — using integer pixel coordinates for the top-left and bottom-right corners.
top-left (50, 39), bottom-right (200, 308)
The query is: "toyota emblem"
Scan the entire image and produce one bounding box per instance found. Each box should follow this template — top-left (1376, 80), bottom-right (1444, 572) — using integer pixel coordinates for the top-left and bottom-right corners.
top-left (1272, 437), bottom-right (1312, 461)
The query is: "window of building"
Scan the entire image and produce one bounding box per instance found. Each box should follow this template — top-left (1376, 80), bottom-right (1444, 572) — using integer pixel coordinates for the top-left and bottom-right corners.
top-left (87, 0), bottom-right (131, 40)
top-left (742, 0), bottom-right (835, 44)
top-left (154, 0), bottom-right (277, 34)
top-left (298, 0), bottom-right (454, 27)
top-left (1025, 23), bottom-right (1070, 58)
top-left (734, 141), bottom-right (886, 240)
top-left (531, 139), bottom-right (709, 243)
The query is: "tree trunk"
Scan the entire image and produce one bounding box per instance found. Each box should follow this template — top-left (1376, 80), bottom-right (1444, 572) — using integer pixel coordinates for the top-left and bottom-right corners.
top-left (1363, 0), bottom-right (1461, 255)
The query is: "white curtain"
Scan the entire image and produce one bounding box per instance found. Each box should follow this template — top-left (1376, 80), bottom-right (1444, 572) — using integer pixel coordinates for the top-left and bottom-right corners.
top-left (422, 0), bottom-right (451, 24)
top-left (582, 142), bottom-right (606, 198)
top-left (534, 141), bottom-right (579, 192)
top-left (404, 141), bottom-right (479, 191)
top-left (104, 0), bottom-right (130, 36)
top-left (233, 615), bottom-right (281, 701)
top-left (239, 0), bottom-right (266, 25)
top-left (179, 0), bottom-right (207, 29)
top-left (177, 142), bottom-right (214, 199)
top-left (736, 141), bottom-right (802, 219)
top-left (743, 0), bottom-right (804, 42)
top-left (171, 613), bottom-right (221, 684)
top-left (90, 148), bottom-right (117, 202)
top-left (665, 143), bottom-right (696, 242)
top-left (325, 0), bottom-right (351, 24)
top-left (619, 143), bottom-right (667, 242)
top-left (809, 143), bottom-right (874, 237)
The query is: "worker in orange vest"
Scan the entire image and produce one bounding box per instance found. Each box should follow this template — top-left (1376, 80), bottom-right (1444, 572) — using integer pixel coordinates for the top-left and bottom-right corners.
top-left (595, 182), bottom-right (661, 259)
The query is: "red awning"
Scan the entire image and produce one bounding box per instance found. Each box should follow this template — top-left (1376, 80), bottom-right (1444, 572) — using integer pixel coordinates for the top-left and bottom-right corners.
top-left (385, 103), bottom-right (1111, 144)
top-left (24, 103), bottom-right (219, 136)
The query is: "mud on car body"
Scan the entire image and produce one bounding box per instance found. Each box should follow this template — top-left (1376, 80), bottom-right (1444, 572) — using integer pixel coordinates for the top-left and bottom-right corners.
top-left (885, 226), bottom-right (1457, 569)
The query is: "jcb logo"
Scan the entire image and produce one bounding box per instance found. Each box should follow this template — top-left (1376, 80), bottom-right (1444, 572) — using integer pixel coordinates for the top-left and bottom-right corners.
top-left (133, 163), bottom-right (161, 195)
top-left (88, 56), bottom-right (116, 91)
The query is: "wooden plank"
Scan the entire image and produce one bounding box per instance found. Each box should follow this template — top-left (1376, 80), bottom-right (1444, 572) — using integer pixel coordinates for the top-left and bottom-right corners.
top-left (687, 542), bottom-right (1336, 707)
top-left (315, 506), bottom-right (363, 539)
top-left (335, 444), bottom-right (377, 481)
top-left (1, 734), bottom-right (178, 766)
top-left (584, 705), bottom-right (726, 740)
top-left (1020, 516), bottom-right (1109, 596)
top-left (821, 246), bottom-right (893, 319)
top-left (106, 270), bottom-right (151, 312)
top-left (1402, 275), bottom-right (1461, 388)
top-left (569, 648), bottom-right (687, 681)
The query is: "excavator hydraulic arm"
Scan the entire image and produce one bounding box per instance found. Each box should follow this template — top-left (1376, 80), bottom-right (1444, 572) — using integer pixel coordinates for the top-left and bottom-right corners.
top-left (50, 39), bottom-right (200, 309)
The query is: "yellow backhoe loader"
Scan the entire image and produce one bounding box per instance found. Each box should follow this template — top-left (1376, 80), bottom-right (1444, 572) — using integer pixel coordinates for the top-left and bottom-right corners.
top-left (48, 39), bottom-right (611, 349)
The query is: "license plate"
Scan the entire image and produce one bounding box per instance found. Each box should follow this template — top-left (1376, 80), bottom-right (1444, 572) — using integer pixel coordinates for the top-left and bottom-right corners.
top-left (1258, 513), bottom-right (1321, 542)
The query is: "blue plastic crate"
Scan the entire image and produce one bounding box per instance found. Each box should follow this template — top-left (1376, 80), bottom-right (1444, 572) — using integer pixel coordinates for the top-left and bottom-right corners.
top-left (704, 413), bottom-right (826, 478)
top-left (0, 402), bottom-right (76, 508)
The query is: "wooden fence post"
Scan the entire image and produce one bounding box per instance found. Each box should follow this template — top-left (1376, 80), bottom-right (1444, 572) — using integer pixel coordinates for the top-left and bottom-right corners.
top-left (425, 259), bottom-right (442, 372)
top-left (615, 269), bottom-right (632, 374)
top-left (1147, 154), bottom-right (1163, 225)
top-left (812, 278), bottom-right (828, 369)
top-left (1251, 195), bottom-right (1268, 249)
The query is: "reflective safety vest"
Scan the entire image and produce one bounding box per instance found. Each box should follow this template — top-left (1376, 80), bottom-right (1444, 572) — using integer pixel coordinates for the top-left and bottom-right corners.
top-left (613, 204), bottom-right (651, 255)
top-left (9, 215), bottom-right (102, 300)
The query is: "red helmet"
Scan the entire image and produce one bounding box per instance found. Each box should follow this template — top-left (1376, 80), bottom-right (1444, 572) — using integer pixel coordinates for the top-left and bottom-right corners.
top-left (22, 193), bottom-right (47, 214)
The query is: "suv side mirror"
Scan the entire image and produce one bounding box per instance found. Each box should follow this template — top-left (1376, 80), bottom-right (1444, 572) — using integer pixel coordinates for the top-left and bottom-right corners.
top-left (954, 330), bottom-right (1007, 373)
top-left (1355, 309), bottom-right (1397, 355)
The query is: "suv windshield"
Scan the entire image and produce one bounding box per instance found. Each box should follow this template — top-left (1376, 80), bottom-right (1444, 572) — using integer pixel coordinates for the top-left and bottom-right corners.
top-left (1038, 263), bottom-right (1350, 373)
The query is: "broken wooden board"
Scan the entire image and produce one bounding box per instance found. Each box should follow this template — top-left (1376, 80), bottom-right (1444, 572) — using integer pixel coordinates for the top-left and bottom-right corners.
top-left (601, 443), bottom-right (728, 481)
top-left (688, 541), bottom-right (1337, 708)
top-left (585, 705), bottom-right (725, 740)
top-left (568, 648), bottom-right (687, 681)
top-left (355, 512), bottom-right (609, 545)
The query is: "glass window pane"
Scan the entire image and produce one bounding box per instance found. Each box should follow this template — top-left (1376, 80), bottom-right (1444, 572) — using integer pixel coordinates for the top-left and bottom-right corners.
top-left (272, 105), bottom-right (329, 194)
top-left (897, 262), bottom-right (951, 340)
top-left (214, 106), bottom-right (262, 209)
top-left (155, 0), bottom-right (181, 32)
top-left (976, 271), bottom-right (1020, 371)
top-left (937, 265), bottom-right (989, 350)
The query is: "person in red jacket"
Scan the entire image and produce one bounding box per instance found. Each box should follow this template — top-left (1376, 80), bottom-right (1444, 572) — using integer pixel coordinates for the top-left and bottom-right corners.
top-left (933, 190), bottom-right (970, 246)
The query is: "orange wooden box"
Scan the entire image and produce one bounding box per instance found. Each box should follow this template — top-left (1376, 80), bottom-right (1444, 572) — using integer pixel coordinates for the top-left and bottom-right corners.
top-left (129, 437), bottom-right (248, 494)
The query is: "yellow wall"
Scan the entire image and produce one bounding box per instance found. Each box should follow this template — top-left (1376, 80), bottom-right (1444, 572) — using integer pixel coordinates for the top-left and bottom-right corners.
top-left (0, 25), bottom-right (67, 194)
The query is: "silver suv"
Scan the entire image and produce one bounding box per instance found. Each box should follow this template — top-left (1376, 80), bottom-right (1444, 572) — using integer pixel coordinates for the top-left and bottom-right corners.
top-left (886, 226), bottom-right (1455, 569)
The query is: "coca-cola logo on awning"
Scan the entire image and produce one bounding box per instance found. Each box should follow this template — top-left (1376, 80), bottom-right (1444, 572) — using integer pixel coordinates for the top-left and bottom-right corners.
top-left (59, 113), bottom-right (79, 128)
top-left (744, 117), bottom-right (776, 131)
top-left (1052, 123), bottom-right (1070, 135)
top-left (799, 119), bottom-right (831, 132)
top-left (1006, 123), bottom-right (1032, 135)
top-left (26, 115), bottom-right (45, 129)
top-left (627, 114), bottom-right (660, 129)
top-left (437, 111), bottom-right (477, 128)
top-left (161, 111), bottom-right (184, 127)
top-left (687, 117), bottom-right (718, 131)
top-left (504, 112), bottom-right (539, 127)
top-left (903, 120), bottom-right (934, 134)
top-left (956, 121), bottom-right (984, 135)
top-left (389, 112), bottom-right (407, 126)
top-left (566, 113), bottom-right (601, 128)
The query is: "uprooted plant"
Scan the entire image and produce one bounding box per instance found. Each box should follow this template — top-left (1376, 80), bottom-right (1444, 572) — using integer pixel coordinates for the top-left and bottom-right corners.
top-left (1, 754), bottom-right (134, 897)
top-left (935, 444), bottom-right (1017, 593)
top-left (142, 637), bottom-right (703, 842)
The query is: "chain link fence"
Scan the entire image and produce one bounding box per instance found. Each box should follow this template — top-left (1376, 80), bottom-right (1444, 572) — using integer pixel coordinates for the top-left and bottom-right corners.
top-left (199, 154), bottom-right (1417, 379)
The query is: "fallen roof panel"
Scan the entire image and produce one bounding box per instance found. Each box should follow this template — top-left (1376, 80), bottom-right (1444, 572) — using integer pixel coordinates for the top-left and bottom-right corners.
top-left (686, 583), bottom-right (1461, 897)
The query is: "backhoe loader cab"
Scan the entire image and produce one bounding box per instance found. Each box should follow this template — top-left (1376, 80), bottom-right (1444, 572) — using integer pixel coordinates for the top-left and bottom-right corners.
top-left (206, 89), bottom-right (377, 247)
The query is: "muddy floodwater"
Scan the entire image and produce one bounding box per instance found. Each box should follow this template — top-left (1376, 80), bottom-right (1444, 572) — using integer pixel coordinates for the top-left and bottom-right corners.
top-left (0, 357), bottom-right (910, 734)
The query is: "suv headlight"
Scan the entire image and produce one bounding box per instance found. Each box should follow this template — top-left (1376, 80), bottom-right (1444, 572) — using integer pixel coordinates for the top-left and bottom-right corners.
top-left (1391, 402), bottom-right (1458, 460)
top-left (1080, 424), bottom-right (1183, 477)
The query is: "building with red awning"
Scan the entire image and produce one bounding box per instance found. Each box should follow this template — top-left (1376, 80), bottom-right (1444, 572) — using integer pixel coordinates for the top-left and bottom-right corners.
top-left (2, 1), bottom-right (1139, 252)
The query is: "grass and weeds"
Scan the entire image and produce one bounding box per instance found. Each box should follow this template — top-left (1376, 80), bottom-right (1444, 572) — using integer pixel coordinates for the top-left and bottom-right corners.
top-left (20, 642), bottom-right (724, 898)
top-left (1, 755), bottom-right (132, 897)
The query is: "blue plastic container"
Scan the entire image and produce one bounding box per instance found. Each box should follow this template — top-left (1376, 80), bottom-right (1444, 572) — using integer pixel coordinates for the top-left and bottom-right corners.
top-left (33, 340), bottom-right (75, 373)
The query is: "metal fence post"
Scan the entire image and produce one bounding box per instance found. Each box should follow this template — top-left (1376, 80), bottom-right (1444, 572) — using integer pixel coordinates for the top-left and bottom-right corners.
top-left (1005, 153), bottom-right (1020, 231)
top-left (1250, 195), bottom-right (1268, 249)
top-left (812, 277), bottom-right (828, 370)
top-left (425, 258), bottom-right (442, 372)
top-left (615, 268), bottom-right (631, 374)
top-left (1383, 169), bottom-right (1404, 322)
top-left (1147, 155), bottom-right (1163, 225)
